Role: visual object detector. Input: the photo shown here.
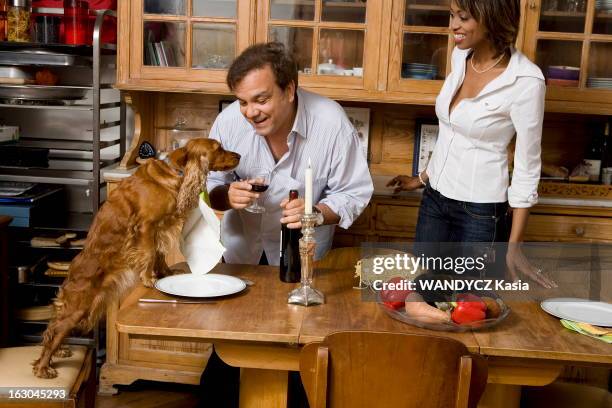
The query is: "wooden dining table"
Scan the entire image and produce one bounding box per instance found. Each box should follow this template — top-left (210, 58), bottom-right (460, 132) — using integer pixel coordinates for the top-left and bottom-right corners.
top-left (115, 264), bottom-right (612, 408)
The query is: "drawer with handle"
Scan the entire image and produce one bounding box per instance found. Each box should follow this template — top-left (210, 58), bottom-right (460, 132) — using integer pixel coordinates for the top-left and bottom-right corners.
top-left (524, 214), bottom-right (612, 242)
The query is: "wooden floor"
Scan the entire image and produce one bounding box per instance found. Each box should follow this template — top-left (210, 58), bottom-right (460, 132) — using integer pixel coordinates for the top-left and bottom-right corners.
top-left (96, 380), bottom-right (201, 408)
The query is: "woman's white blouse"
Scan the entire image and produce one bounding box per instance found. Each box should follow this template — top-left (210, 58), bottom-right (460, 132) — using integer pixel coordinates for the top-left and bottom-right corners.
top-left (427, 47), bottom-right (546, 208)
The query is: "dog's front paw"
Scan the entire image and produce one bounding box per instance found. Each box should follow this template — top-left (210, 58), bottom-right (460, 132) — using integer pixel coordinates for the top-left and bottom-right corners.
top-left (141, 276), bottom-right (157, 288)
top-left (32, 362), bottom-right (58, 379)
top-left (53, 347), bottom-right (72, 358)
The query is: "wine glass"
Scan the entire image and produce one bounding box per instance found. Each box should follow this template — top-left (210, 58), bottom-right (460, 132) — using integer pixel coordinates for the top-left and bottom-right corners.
top-left (245, 167), bottom-right (270, 214)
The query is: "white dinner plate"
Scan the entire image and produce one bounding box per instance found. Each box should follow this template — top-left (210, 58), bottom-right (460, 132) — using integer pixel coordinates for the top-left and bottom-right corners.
top-left (541, 298), bottom-right (612, 327)
top-left (155, 274), bottom-right (246, 298)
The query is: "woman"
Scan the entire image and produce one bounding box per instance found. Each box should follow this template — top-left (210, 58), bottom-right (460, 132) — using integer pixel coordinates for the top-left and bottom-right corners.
top-left (388, 0), bottom-right (555, 288)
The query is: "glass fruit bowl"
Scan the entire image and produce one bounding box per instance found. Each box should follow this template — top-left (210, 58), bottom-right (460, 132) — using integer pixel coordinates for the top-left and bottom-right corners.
top-left (376, 278), bottom-right (511, 332)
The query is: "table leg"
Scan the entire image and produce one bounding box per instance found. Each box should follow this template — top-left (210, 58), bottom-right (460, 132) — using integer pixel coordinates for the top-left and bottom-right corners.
top-left (240, 368), bottom-right (289, 408)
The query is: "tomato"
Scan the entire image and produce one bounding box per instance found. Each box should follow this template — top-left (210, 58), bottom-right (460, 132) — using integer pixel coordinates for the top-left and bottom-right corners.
top-left (380, 277), bottom-right (412, 303)
top-left (383, 301), bottom-right (404, 310)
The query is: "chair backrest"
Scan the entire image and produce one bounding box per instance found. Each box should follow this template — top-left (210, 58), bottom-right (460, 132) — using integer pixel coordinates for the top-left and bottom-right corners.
top-left (300, 331), bottom-right (488, 408)
top-left (315, 247), bottom-right (406, 270)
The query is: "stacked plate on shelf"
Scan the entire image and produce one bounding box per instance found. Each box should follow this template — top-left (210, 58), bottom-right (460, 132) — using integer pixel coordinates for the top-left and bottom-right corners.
top-left (401, 62), bottom-right (438, 80)
top-left (587, 77), bottom-right (612, 89)
top-left (595, 0), bottom-right (612, 12)
top-left (546, 65), bottom-right (580, 87)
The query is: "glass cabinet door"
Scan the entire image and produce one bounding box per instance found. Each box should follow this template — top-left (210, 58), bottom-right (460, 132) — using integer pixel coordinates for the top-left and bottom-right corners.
top-left (388, 0), bottom-right (451, 93)
top-left (131, 0), bottom-right (252, 84)
top-left (525, 0), bottom-right (612, 100)
top-left (257, 0), bottom-right (383, 91)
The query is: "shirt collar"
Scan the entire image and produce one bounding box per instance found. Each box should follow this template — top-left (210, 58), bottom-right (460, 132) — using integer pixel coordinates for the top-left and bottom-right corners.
top-left (461, 47), bottom-right (545, 99)
top-left (290, 88), bottom-right (308, 139)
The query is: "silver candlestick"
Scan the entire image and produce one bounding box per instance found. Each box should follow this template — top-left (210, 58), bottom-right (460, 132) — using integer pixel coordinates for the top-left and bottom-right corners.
top-left (287, 213), bottom-right (325, 306)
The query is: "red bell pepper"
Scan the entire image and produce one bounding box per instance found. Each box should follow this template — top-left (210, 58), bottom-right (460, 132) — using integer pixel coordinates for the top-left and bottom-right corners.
top-left (451, 294), bottom-right (486, 324)
top-left (455, 293), bottom-right (486, 310)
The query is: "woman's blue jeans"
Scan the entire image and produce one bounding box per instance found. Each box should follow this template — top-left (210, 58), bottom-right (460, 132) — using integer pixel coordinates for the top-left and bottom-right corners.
top-left (414, 183), bottom-right (510, 278)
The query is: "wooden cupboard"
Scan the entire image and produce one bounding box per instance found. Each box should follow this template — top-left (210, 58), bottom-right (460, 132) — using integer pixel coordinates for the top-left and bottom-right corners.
top-left (117, 0), bottom-right (254, 93)
top-left (523, 0), bottom-right (612, 113)
top-left (115, 0), bottom-right (612, 112)
top-left (334, 196), bottom-right (612, 244)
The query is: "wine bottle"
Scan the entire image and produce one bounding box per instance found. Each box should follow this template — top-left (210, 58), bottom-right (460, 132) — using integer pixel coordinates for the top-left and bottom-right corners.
top-left (585, 132), bottom-right (603, 183)
top-left (280, 190), bottom-right (302, 283)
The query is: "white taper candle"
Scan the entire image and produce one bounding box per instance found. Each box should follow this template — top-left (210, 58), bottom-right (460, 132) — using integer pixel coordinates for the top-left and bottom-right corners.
top-left (305, 158), bottom-right (313, 214)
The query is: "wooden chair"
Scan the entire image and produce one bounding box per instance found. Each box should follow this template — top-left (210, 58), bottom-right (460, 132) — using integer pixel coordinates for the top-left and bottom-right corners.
top-left (314, 247), bottom-right (406, 270)
top-left (300, 331), bottom-right (488, 408)
top-left (0, 345), bottom-right (96, 408)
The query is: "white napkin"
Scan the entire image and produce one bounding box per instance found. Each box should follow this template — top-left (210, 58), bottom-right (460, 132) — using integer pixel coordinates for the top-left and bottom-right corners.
top-left (180, 194), bottom-right (225, 275)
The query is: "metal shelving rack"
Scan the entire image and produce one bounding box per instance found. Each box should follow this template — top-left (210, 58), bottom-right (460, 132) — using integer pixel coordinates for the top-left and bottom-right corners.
top-left (0, 9), bottom-right (124, 218)
top-left (0, 10), bottom-right (124, 357)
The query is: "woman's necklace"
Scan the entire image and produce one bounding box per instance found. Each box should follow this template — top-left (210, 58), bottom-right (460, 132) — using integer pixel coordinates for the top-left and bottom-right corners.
top-left (470, 51), bottom-right (505, 74)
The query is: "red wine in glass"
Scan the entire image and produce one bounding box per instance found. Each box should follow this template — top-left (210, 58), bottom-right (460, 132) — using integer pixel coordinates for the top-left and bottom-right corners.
top-left (250, 183), bottom-right (269, 193)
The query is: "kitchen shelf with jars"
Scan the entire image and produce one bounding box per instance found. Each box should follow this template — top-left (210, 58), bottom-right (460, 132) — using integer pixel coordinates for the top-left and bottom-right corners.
top-left (0, 6), bottom-right (123, 357)
top-left (523, 0), bottom-right (612, 114)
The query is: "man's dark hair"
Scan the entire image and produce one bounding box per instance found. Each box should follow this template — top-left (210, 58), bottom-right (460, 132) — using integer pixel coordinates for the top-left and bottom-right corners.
top-left (227, 42), bottom-right (298, 95)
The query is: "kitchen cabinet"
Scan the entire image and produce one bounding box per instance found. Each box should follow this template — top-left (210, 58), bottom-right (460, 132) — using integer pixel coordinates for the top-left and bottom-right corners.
top-left (115, 0), bottom-right (612, 112)
top-left (334, 195), bottom-right (612, 247)
top-left (117, 0), bottom-right (254, 93)
top-left (255, 0), bottom-right (384, 93)
top-left (385, 0), bottom-right (453, 96)
top-left (523, 0), bottom-right (612, 113)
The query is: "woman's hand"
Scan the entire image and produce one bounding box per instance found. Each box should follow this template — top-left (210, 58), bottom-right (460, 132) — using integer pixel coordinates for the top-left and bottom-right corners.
top-left (506, 242), bottom-right (557, 289)
top-left (386, 175), bottom-right (423, 193)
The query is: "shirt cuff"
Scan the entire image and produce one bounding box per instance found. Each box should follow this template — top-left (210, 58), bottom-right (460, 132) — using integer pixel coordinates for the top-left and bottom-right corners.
top-left (318, 196), bottom-right (359, 229)
top-left (508, 187), bottom-right (539, 208)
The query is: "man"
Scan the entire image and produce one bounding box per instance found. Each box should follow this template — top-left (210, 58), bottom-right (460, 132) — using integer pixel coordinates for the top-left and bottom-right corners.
top-left (207, 42), bottom-right (373, 265)
top-left (200, 42), bottom-right (373, 408)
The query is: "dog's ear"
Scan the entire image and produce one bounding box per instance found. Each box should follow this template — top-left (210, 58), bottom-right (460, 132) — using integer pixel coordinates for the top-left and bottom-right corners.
top-left (167, 147), bottom-right (188, 169)
top-left (199, 155), bottom-right (209, 173)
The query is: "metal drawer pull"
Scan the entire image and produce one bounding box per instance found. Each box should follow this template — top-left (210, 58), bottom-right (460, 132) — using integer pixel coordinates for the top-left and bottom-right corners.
top-left (574, 226), bottom-right (585, 237)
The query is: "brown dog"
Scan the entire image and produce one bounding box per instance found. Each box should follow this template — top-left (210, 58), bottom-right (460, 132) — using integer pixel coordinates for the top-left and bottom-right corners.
top-left (32, 138), bottom-right (240, 378)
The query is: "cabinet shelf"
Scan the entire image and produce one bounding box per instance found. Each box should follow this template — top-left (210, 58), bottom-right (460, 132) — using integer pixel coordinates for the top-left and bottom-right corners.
top-left (19, 282), bottom-right (62, 289)
top-left (406, 4), bottom-right (448, 11)
top-left (0, 160), bottom-right (117, 178)
top-left (11, 212), bottom-right (94, 232)
top-left (540, 10), bottom-right (612, 19)
top-left (17, 138), bottom-right (120, 151)
top-left (0, 40), bottom-right (116, 55)
top-left (15, 240), bottom-right (83, 250)
top-left (0, 161), bottom-right (118, 185)
top-left (0, 101), bottom-right (119, 110)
